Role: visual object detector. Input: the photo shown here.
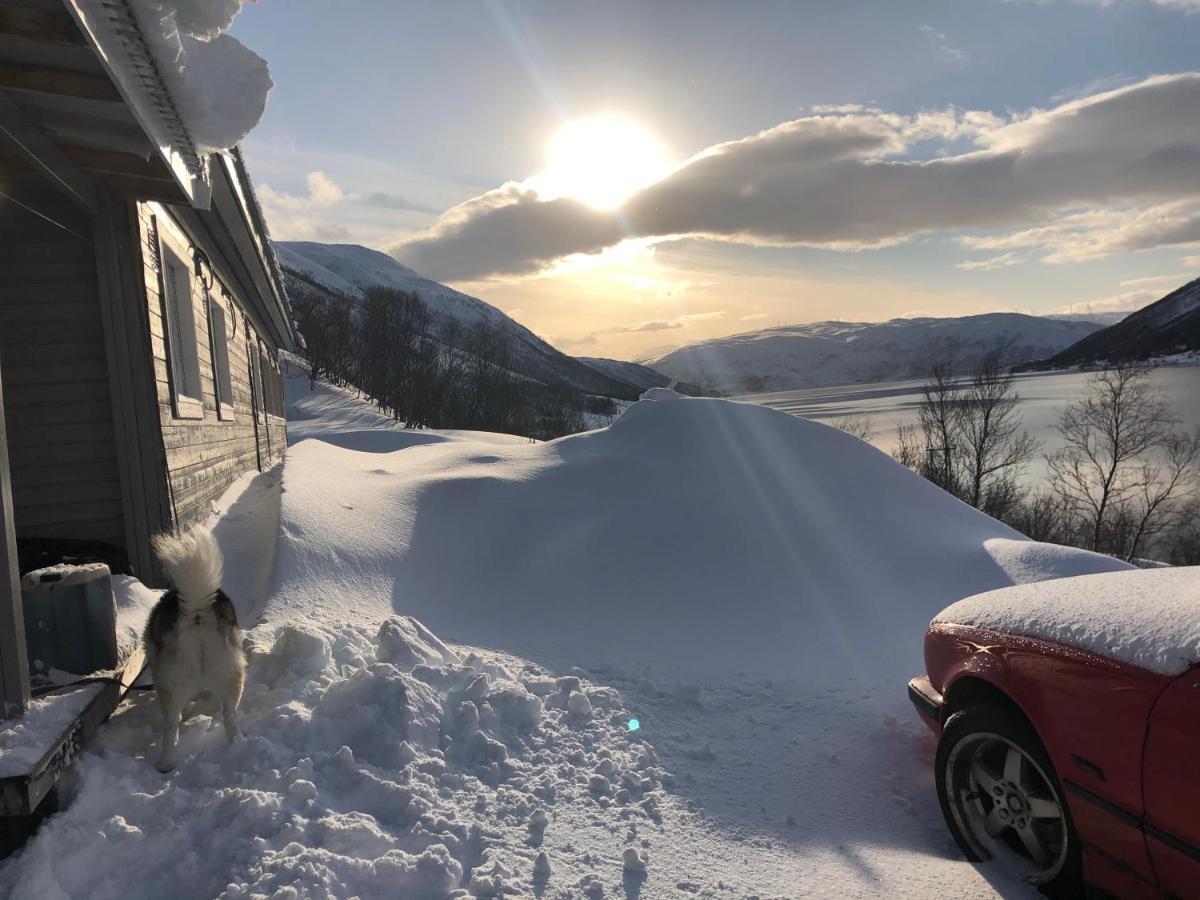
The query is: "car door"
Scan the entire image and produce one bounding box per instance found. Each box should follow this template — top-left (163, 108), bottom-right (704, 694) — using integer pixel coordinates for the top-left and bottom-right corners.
top-left (1142, 664), bottom-right (1200, 896)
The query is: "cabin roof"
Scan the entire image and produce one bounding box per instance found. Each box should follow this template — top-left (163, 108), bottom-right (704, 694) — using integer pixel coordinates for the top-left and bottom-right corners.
top-left (0, 0), bottom-right (295, 349)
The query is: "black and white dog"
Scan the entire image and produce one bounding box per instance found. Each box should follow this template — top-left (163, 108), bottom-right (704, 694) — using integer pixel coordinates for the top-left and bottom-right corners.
top-left (144, 528), bottom-right (246, 772)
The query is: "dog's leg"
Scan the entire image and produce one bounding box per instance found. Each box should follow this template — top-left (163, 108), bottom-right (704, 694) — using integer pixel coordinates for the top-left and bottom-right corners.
top-left (221, 671), bottom-right (244, 744)
top-left (156, 689), bottom-right (185, 773)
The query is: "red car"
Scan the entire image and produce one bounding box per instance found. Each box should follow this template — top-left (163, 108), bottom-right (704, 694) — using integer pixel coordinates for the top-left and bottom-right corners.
top-left (908, 568), bottom-right (1200, 899)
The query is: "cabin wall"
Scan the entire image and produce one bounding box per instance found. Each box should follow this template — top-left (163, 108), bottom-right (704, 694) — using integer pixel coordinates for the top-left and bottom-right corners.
top-left (137, 203), bottom-right (287, 532)
top-left (0, 204), bottom-right (125, 552)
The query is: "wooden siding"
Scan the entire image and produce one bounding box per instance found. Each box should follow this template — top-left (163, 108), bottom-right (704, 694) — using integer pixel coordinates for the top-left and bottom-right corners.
top-left (0, 203), bottom-right (125, 550)
top-left (137, 203), bottom-right (286, 532)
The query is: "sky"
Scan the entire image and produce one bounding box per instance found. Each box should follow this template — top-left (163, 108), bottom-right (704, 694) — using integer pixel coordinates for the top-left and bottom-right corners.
top-left (232, 0), bottom-right (1200, 361)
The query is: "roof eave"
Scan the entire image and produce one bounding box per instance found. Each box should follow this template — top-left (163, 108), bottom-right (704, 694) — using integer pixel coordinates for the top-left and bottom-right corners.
top-left (63, 0), bottom-right (211, 210)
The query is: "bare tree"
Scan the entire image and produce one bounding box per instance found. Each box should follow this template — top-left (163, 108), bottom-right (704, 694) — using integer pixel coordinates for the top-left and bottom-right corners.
top-left (955, 351), bottom-right (1039, 512)
top-left (837, 415), bottom-right (875, 442)
top-left (892, 422), bottom-right (924, 470)
top-left (1047, 366), bottom-right (1177, 554)
top-left (1007, 489), bottom-right (1067, 544)
top-left (1120, 429), bottom-right (1200, 561)
top-left (918, 362), bottom-right (961, 493)
top-left (1168, 497), bottom-right (1200, 565)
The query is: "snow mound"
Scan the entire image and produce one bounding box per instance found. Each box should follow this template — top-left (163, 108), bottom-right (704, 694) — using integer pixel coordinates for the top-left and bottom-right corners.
top-left (935, 566), bottom-right (1200, 675)
top-left (272, 391), bottom-right (1129, 680)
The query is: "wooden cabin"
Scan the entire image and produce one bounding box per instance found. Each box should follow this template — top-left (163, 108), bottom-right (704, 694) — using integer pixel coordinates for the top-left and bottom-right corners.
top-left (0, 0), bottom-right (296, 725)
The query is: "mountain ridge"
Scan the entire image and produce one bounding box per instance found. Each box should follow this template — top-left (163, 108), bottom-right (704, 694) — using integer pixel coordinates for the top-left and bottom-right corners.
top-left (1044, 276), bottom-right (1200, 367)
top-left (644, 313), bottom-right (1105, 393)
top-left (275, 241), bottom-right (642, 400)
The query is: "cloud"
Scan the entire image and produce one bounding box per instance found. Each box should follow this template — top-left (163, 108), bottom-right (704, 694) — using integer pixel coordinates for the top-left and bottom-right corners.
top-left (1119, 273), bottom-right (1193, 288)
top-left (1008, 0), bottom-right (1200, 11)
top-left (357, 191), bottom-right (438, 214)
top-left (391, 73), bottom-right (1200, 281)
top-left (918, 24), bottom-right (968, 62)
top-left (1185, 255), bottom-right (1200, 268)
top-left (963, 199), bottom-right (1200, 262)
top-left (740, 312), bottom-right (771, 321)
top-left (314, 222), bottom-right (352, 241)
top-left (956, 251), bottom-right (1024, 271)
top-left (259, 170), bottom-right (344, 212)
top-left (554, 334), bottom-right (600, 349)
top-left (609, 311), bottom-right (727, 333)
top-left (1060, 288), bottom-right (1160, 316)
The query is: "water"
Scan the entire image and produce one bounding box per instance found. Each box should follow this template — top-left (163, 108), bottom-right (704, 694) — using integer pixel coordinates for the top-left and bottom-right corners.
top-left (745, 366), bottom-right (1200, 485)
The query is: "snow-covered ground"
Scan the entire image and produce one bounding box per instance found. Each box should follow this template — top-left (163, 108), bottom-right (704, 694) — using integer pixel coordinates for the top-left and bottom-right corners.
top-left (0, 363), bottom-right (1135, 898)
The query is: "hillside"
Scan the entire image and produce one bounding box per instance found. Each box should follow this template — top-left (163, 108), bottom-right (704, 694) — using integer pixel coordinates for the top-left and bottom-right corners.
top-left (276, 241), bottom-right (641, 400)
top-left (1045, 276), bottom-right (1200, 366)
top-left (576, 356), bottom-right (713, 396)
top-left (646, 313), bottom-right (1104, 393)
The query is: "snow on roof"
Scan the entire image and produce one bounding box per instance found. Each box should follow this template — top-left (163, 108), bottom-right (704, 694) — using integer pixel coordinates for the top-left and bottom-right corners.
top-left (270, 380), bottom-right (1131, 681)
top-left (934, 567), bottom-right (1200, 675)
top-left (125, 0), bottom-right (271, 154)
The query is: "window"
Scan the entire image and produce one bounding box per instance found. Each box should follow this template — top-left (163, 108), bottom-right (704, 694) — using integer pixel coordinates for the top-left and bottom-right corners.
top-left (160, 245), bottom-right (203, 419)
top-left (250, 339), bottom-right (266, 424)
top-left (263, 350), bottom-right (285, 417)
top-left (208, 296), bottom-right (235, 420)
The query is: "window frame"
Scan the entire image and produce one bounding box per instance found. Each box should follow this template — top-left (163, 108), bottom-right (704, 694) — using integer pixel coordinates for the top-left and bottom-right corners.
top-left (250, 337), bottom-right (267, 425)
top-left (207, 294), bottom-right (235, 421)
top-left (157, 239), bottom-right (204, 420)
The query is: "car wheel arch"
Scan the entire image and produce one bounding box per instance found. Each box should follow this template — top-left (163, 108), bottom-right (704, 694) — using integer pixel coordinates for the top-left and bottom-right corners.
top-left (942, 673), bottom-right (1037, 735)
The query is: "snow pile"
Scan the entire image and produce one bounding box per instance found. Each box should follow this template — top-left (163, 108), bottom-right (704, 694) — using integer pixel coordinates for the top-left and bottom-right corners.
top-left (112, 575), bottom-right (162, 660)
top-left (935, 567), bottom-right (1200, 675)
top-left (0, 685), bottom-right (102, 778)
top-left (4, 611), bottom-right (667, 898)
top-left (127, 0), bottom-right (271, 153)
top-left (269, 386), bottom-right (1129, 681)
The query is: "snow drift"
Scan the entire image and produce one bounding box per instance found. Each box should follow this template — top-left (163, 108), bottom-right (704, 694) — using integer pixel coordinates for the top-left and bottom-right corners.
top-left (269, 385), bottom-right (1128, 681)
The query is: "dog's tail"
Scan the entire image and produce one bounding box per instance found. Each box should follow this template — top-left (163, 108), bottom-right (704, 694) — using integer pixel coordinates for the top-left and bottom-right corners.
top-left (152, 527), bottom-right (223, 607)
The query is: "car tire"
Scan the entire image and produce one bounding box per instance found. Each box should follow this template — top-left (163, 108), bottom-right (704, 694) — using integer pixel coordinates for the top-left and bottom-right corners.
top-left (935, 703), bottom-right (1084, 898)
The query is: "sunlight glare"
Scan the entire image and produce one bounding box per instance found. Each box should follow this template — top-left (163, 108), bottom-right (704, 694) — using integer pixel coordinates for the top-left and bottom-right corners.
top-left (539, 116), bottom-right (670, 210)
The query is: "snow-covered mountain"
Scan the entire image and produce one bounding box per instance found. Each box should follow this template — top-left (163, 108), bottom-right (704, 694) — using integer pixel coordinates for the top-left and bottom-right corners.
top-left (576, 357), bottom-right (712, 396)
top-left (1047, 276), bottom-right (1200, 366)
top-left (645, 313), bottom-right (1105, 394)
top-left (276, 241), bottom-right (641, 400)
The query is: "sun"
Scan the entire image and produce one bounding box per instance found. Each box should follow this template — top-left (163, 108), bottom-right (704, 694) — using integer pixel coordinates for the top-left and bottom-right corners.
top-left (537, 116), bottom-right (670, 210)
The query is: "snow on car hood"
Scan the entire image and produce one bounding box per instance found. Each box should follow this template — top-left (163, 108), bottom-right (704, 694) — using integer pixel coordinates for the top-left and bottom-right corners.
top-left (934, 566), bottom-right (1200, 675)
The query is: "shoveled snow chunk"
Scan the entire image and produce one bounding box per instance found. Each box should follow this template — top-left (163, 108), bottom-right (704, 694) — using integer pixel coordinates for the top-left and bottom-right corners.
top-left (567, 691), bottom-right (593, 719)
top-left (376, 615), bottom-right (458, 670)
top-left (487, 683), bottom-right (542, 730)
top-left (935, 567), bottom-right (1200, 675)
top-left (622, 848), bottom-right (647, 873)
